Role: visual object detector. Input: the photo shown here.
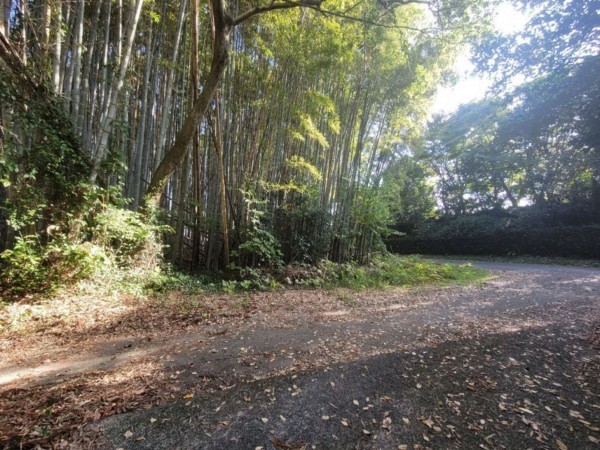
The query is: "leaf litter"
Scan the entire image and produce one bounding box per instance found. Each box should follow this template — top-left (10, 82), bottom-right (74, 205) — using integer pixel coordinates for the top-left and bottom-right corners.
top-left (0, 269), bottom-right (599, 448)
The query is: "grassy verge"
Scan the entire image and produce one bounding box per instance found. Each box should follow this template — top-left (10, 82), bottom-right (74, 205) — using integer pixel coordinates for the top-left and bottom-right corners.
top-left (319, 254), bottom-right (488, 290)
top-left (423, 254), bottom-right (600, 269)
top-left (141, 254), bottom-right (489, 293)
top-left (0, 255), bottom-right (487, 338)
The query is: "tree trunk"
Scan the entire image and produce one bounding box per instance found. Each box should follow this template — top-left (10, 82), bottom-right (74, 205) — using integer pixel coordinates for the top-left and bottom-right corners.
top-left (0, 0), bottom-right (9, 36)
top-left (208, 103), bottom-right (230, 267)
top-left (144, 0), bottom-right (231, 206)
top-left (70, 0), bottom-right (85, 119)
top-left (51, 0), bottom-right (62, 92)
top-left (153, 0), bottom-right (188, 172)
top-left (131, 16), bottom-right (155, 210)
top-left (90, 0), bottom-right (144, 182)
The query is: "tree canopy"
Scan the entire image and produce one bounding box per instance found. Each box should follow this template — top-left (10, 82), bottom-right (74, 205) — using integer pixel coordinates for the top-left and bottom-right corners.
top-left (0, 0), bottom-right (490, 293)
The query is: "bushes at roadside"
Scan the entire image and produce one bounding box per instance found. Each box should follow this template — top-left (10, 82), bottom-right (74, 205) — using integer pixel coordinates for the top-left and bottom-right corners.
top-left (388, 205), bottom-right (600, 259)
top-left (318, 254), bottom-right (486, 289)
top-left (0, 199), bottom-right (166, 298)
top-left (389, 225), bottom-right (600, 258)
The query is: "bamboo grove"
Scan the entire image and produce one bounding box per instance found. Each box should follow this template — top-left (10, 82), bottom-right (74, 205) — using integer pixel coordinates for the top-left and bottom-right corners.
top-left (0, 0), bottom-right (482, 277)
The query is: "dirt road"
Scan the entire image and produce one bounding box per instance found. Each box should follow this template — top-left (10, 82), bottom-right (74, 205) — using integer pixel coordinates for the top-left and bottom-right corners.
top-left (89, 262), bottom-right (600, 449)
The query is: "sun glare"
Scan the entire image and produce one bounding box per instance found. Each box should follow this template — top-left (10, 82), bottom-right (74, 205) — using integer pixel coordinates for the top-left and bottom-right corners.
top-left (494, 3), bottom-right (529, 35)
top-left (431, 2), bottom-right (530, 115)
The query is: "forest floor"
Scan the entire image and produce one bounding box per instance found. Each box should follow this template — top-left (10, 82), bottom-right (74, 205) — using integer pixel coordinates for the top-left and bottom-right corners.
top-left (1, 262), bottom-right (599, 449)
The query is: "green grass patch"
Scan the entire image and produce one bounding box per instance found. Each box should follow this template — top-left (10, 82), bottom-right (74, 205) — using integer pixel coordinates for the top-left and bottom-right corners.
top-left (425, 254), bottom-right (600, 269)
top-left (320, 254), bottom-right (488, 290)
top-left (114, 254), bottom-right (488, 296)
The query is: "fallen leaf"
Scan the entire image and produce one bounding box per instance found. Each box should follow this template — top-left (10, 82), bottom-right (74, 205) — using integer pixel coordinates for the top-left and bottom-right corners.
top-left (353, 400), bottom-right (359, 406)
top-left (279, 415), bottom-right (287, 422)
top-left (322, 415), bottom-right (330, 421)
top-left (341, 420), bottom-right (349, 427)
top-left (569, 410), bottom-right (584, 419)
top-left (402, 417), bottom-right (410, 425)
top-left (555, 438), bottom-right (568, 450)
top-left (183, 393), bottom-right (194, 399)
top-left (150, 418), bottom-right (157, 423)
top-left (363, 430), bottom-right (372, 435)
top-left (382, 417), bottom-right (392, 430)
top-left (124, 430), bottom-right (133, 439)
top-left (261, 418), bottom-right (269, 423)
top-left (271, 438), bottom-right (306, 450)
top-left (589, 436), bottom-right (599, 444)
top-left (420, 417), bottom-right (435, 429)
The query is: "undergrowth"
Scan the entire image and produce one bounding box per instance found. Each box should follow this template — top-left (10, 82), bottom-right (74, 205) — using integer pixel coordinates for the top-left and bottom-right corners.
top-left (427, 254), bottom-right (600, 269)
top-left (0, 254), bottom-right (486, 338)
top-left (0, 197), bottom-right (166, 299)
top-left (136, 254), bottom-right (487, 295)
top-left (320, 254), bottom-right (487, 290)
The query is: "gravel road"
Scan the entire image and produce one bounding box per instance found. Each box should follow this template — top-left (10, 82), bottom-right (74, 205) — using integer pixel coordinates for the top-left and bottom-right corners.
top-left (95, 262), bottom-right (600, 450)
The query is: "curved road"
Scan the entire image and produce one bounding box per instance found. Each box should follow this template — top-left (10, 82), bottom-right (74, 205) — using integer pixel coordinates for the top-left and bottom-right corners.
top-left (94, 262), bottom-right (600, 450)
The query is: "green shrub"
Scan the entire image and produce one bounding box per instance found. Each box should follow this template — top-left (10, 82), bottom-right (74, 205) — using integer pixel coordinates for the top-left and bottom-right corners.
top-left (317, 254), bottom-right (485, 290)
top-left (273, 200), bottom-right (333, 264)
top-left (0, 190), bottom-right (168, 297)
top-left (0, 237), bottom-right (46, 295)
top-left (388, 205), bottom-right (600, 259)
top-left (0, 237), bottom-right (112, 297)
top-left (91, 203), bottom-right (165, 266)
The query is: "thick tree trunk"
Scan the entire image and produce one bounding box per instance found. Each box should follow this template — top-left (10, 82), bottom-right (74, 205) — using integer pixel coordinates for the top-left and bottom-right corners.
top-left (144, 0), bottom-right (231, 206)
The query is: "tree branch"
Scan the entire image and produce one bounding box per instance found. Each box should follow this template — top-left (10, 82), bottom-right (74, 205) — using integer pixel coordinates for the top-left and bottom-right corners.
top-left (307, 5), bottom-right (429, 32)
top-left (233, 0), bottom-right (431, 34)
top-left (233, 0), bottom-right (324, 26)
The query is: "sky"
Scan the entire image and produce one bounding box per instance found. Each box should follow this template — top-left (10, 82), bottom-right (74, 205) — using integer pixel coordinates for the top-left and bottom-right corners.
top-left (430, 3), bottom-right (530, 115)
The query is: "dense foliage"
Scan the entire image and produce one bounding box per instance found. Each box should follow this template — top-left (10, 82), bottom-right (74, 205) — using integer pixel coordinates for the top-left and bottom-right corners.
top-left (389, 205), bottom-right (600, 258)
top-left (1, 0), bottom-right (597, 295)
top-left (0, 0), bottom-right (488, 295)
top-left (389, 0), bottom-right (600, 258)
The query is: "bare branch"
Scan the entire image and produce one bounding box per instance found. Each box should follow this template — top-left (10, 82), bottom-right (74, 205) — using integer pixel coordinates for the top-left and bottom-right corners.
top-left (232, 0), bottom-right (431, 35)
top-left (306, 5), bottom-right (431, 34)
top-left (233, 0), bottom-right (324, 26)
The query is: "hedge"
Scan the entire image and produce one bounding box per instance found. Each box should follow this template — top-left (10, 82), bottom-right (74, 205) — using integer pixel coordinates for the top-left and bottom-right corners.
top-left (387, 225), bottom-right (600, 259)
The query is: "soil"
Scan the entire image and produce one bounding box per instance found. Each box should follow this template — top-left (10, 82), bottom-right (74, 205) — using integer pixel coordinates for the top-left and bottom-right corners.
top-left (1, 262), bottom-right (599, 449)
